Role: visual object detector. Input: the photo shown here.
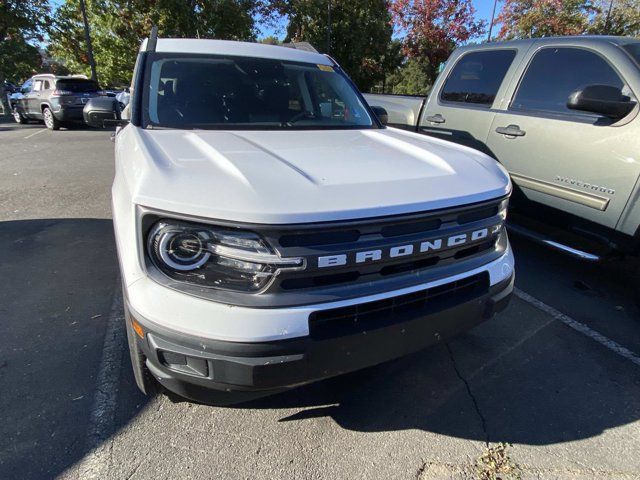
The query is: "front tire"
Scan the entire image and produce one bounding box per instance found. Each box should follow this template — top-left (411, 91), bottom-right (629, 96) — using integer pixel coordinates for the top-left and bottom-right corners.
top-left (42, 107), bottom-right (60, 130)
top-left (13, 109), bottom-right (26, 124)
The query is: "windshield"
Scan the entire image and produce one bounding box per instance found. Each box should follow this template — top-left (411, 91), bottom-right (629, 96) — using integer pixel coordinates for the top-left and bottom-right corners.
top-left (56, 79), bottom-right (100, 92)
top-left (142, 54), bottom-right (375, 130)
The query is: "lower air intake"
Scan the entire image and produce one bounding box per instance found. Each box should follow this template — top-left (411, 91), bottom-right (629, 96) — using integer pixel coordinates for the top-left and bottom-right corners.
top-left (308, 272), bottom-right (489, 340)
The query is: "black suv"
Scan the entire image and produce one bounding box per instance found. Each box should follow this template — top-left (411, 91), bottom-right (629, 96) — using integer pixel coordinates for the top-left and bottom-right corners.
top-left (12, 74), bottom-right (100, 130)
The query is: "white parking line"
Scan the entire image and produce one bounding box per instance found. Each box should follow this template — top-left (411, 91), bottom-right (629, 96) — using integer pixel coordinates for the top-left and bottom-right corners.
top-left (23, 128), bottom-right (48, 139)
top-left (77, 288), bottom-right (126, 479)
top-left (514, 287), bottom-right (640, 367)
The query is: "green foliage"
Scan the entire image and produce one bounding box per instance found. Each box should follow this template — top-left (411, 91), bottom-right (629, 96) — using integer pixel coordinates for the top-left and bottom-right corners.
top-left (384, 58), bottom-right (431, 95)
top-left (259, 35), bottom-right (281, 45)
top-left (0, 37), bottom-right (42, 83)
top-left (496, 0), bottom-right (595, 39)
top-left (589, 0), bottom-right (640, 36)
top-left (0, 0), bottom-right (51, 83)
top-left (48, 0), bottom-right (262, 87)
top-left (272, 0), bottom-right (394, 92)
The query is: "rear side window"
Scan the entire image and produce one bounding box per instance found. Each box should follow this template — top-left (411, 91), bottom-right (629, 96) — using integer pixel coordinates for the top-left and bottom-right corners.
top-left (55, 79), bottom-right (99, 92)
top-left (511, 47), bottom-right (626, 116)
top-left (623, 43), bottom-right (640, 67)
top-left (440, 50), bottom-right (516, 107)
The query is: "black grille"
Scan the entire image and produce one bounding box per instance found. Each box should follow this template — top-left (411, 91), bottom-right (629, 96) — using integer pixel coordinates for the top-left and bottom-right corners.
top-left (309, 272), bottom-right (489, 340)
top-left (265, 198), bottom-right (505, 292)
top-left (140, 198), bottom-right (506, 308)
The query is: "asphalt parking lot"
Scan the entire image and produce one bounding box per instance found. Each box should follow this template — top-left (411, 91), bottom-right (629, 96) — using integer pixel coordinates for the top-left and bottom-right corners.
top-left (1, 117), bottom-right (640, 480)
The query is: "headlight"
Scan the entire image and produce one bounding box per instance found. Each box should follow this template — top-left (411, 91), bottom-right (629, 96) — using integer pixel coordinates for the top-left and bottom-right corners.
top-left (147, 220), bottom-right (304, 293)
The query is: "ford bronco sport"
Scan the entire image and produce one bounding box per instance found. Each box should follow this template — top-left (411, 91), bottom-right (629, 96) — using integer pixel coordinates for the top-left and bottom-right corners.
top-left (99, 32), bottom-right (514, 404)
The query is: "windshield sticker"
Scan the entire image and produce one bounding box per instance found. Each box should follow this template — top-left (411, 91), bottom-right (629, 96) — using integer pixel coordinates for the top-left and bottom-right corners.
top-left (317, 64), bottom-right (334, 72)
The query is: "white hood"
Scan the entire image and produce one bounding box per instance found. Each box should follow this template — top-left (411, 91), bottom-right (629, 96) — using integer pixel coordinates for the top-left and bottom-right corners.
top-left (124, 126), bottom-right (511, 224)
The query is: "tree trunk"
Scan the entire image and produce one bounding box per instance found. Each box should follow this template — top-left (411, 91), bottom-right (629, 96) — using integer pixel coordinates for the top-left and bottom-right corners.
top-left (0, 76), bottom-right (10, 116)
top-left (79, 0), bottom-right (99, 83)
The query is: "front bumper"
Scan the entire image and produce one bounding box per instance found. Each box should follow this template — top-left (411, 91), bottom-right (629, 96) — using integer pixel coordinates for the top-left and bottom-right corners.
top-left (126, 266), bottom-right (514, 404)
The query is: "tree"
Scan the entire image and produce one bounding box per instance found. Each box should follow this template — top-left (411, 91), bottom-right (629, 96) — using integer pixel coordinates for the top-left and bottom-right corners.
top-left (270, 0), bottom-right (394, 92)
top-left (588, 0), bottom-right (640, 36)
top-left (390, 0), bottom-right (485, 85)
top-left (377, 38), bottom-right (404, 92)
top-left (259, 35), bottom-right (281, 44)
top-left (385, 58), bottom-right (431, 94)
top-left (48, 0), bottom-right (263, 87)
top-left (496, 0), bottom-right (595, 39)
top-left (0, 0), bottom-right (51, 113)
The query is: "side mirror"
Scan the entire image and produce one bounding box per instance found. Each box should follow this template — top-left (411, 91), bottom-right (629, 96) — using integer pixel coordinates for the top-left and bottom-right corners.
top-left (370, 105), bottom-right (389, 125)
top-left (567, 85), bottom-right (636, 120)
top-left (83, 97), bottom-right (125, 128)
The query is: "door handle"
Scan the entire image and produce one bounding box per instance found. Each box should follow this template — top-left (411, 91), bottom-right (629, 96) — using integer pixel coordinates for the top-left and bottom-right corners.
top-left (425, 114), bottom-right (445, 124)
top-left (496, 124), bottom-right (526, 137)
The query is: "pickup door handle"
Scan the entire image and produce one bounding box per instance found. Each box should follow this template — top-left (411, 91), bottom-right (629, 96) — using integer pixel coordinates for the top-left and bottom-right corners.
top-left (495, 124), bottom-right (526, 137)
top-left (425, 114), bottom-right (445, 124)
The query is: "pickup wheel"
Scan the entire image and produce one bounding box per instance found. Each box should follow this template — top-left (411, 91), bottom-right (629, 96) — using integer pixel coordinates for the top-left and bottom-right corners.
top-left (42, 106), bottom-right (60, 130)
top-left (124, 304), bottom-right (159, 396)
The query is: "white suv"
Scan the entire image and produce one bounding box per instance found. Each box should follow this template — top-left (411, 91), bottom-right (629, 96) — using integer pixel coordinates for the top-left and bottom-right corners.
top-left (111, 33), bottom-right (514, 404)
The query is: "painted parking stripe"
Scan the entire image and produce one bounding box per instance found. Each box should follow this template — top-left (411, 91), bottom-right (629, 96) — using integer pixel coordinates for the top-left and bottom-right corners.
top-left (76, 288), bottom-right (126, 479)
top-left (24, 128), bottom-right (48, 139)
top-left (514, 287), bottom-right (640, 367)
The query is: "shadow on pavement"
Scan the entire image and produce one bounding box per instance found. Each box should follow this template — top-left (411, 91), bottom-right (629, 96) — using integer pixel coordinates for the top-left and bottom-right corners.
top-left (239, 296), bottom-right (640, 446)
top-left (0, 218), bottom-right (149, 480)
top-left (0, 115), bottom-right (113, 133)
top-left (0, 118), bottom-right (43, 132)
top-left (1, 218), bottom-right (639, 480)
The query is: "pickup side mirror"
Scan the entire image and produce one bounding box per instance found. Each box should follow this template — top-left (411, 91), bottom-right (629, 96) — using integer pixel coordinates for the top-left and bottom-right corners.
top-left (370, 105), bottom-right (389, 125)
top-left (567, 85), bottom-right (636, 120)
top-left (83, 97), bottom-right (127, 128)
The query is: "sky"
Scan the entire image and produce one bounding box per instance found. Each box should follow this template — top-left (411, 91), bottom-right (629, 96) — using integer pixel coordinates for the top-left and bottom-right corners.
top-left (257, 0), bottom-right (502, 39)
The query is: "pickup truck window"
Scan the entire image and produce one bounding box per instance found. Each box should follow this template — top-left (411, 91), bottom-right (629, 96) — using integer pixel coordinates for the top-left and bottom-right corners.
top-left (623, 43), bottom-right (640, 67)
top-left (511, 47), bottom-right (628, 116)
top-left (142, 54), bottom-right (375, 130)
top-left (440, 50), bottom-right (516, 107)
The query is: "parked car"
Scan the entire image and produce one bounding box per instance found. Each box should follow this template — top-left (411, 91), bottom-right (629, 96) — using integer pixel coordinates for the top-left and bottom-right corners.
top-left (12, 74), bottom-right (100, 129)
top-left (8, 79), bottom-right (32, 110)
top-left (86, 32), bottom-right (514, 404)
top-left (365, 36), bottom-right (640, 260)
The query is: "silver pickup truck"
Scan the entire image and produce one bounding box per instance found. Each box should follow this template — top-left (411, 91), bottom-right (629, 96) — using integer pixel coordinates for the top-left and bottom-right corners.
top-left (365, 36), bottom-right (640, 260)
